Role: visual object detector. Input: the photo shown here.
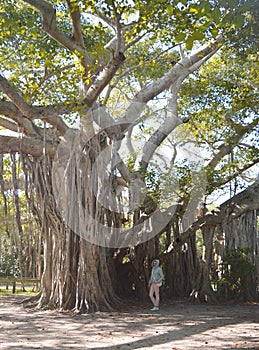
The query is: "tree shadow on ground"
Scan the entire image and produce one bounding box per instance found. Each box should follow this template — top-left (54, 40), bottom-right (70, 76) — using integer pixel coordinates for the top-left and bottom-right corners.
top-left (0, 297), bottom-right (258, 349)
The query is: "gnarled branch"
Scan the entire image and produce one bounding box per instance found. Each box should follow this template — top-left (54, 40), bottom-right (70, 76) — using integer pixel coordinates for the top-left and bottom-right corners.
top-left (138, 78), bottom-right (183, 172)
top-left (173, 178), bottom-right (259, 249)
top-left (23, 0), bottom-right (93, 66)
top-left (206, 116), bottom-right (259, 170)
top-left (0, 135), bottom-right (57, 157)
top-left (0, 75), bottom-right (34, 117)
top-left (0, 87), bottom-right (69, 136)
top-left (0, 117), bottom-right (18, 134)
top-left (122, 35), bottom-right (223, 125)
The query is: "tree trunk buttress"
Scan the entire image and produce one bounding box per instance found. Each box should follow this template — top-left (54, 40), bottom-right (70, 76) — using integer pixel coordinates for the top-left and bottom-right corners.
top-left (25, 153), bottom-right (118, 312)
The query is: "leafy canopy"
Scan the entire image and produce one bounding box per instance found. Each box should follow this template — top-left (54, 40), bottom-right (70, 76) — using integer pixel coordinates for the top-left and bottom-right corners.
top-left (0, 0), bottom-right (253, 107)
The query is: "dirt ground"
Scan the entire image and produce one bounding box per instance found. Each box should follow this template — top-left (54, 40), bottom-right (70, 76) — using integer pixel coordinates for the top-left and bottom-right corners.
top-left (0, 296), bottom-right (258, 350)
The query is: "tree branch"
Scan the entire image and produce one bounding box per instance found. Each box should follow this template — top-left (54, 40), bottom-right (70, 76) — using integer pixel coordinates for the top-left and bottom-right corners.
top-left (102, 46), bottom-right (175, 105)
top-left (0, 117), bottom-right (18, 133)
top-left (111, 0), bottom-right (122, 56)
top-left (93, 9), bottom-right (115, 29)
top-left (38, 63), bottom-right (75, 87)
top-left (66, 0), bottom-right (85, 47)
top-left (22, 1), bottom-right (127, 106)
top-left (206, 116), bottom-right (259, 170)
top-left (122, 35), bottom-right (223, 125)
top-left (0, 80), bottom-right (69, 136)
top-left (0, 135), bottom-right (57, 157)
top-left (0, 100), bottom-right (43, 137)
top-left (84, 54), bottom-right (126, 104)
top-left (126, 38), bottom-right (223, 172)
top-left (172, 177), bottom-right (259, 250)
top-left (34, 106), bottom-right (69, 135)
top-left (0, 75), bottom-right (34, 117)
top-left (138, 78), bottom-right (183, 172)
top-left (23, 0), bottom-right (92, 66)
top-left (124, 30), bottom-right (149, 51)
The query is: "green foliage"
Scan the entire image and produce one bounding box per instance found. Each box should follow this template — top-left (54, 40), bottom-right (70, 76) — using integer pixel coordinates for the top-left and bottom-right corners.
top-left (0, 241), bottom-right (20, 277)
top-left (177, 35), bottom-right (258, 194)
top-left (0, 1), bottom-right (79, 108)
top-left (219, 248), bottom-right (256, 301)
top-left (0, 0), bottom-right (254, 109)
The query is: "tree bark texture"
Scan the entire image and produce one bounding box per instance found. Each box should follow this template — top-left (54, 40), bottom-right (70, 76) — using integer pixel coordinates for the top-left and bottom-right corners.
top-left (22, 142), bottom-right (119, 312)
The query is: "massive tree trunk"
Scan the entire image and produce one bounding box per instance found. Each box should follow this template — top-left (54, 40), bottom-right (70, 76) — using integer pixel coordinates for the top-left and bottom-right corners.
top-left (22, 150), bottom-right (118, 312)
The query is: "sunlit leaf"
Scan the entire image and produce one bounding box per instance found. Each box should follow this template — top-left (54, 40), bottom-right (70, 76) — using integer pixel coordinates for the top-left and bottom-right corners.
top-left (233, 14), bottom-right (245, 28)
top-left (166, 4), bottom-right (174, 16)
top-left (175, 32), bottom-right (186, 42)
top-left (185, 36), bottom-right (194, 50)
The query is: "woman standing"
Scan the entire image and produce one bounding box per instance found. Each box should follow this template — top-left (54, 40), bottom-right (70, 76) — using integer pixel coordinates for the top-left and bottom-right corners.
top-left (148, 259), bottom-right (164, 311)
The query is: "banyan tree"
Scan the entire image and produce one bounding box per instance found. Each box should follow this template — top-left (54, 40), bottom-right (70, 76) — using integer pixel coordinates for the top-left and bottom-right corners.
top-left (0, 0), bottom-right (258, 311)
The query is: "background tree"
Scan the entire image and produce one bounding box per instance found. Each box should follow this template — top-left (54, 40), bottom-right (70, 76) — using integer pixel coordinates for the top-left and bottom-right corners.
top-left (0, 154), bottom-right (40, 282)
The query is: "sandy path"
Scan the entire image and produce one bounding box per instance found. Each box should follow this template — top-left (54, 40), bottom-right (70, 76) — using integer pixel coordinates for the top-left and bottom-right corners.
top-left (0, 297), bottom-right (258, 349)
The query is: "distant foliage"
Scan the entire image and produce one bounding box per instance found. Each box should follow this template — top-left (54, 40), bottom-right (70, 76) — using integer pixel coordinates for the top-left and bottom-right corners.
top-left (219, 248), bottom-right (256, 301)
top-left (0, 242), bottom-right (20, 277)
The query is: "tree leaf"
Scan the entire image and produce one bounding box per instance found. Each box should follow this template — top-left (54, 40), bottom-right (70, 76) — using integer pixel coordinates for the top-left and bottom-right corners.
top-left (233, 14), bottom-right (245, 28)
top-left (210, 8), bottom-right (221, 23)
top-left (186, 36), bottom-right (194, 50)
top-left (175, 32), bottom-right (186, 42)
top-left (210, 27), bottom-right (219, 38)
top-left (199, 0), bottom-right (211, 15)
top-left (228, 0), bottom-right (239, 9)
top-left (189, 4), bottom-right (199, 14)
top-left (192, 31), bottom-right (205, 41)
top-left (166, 5), bottom-right (174, 16)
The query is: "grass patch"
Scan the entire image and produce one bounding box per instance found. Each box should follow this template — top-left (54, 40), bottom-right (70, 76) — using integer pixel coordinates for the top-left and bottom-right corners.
top-left (0, 283), bottom-right (39, 297)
